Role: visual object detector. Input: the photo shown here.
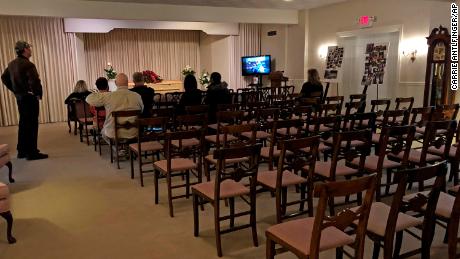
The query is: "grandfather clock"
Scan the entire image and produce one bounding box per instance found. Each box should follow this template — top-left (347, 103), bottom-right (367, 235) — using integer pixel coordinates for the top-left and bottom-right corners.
top-left (423, 25), bottom-right (454, 106)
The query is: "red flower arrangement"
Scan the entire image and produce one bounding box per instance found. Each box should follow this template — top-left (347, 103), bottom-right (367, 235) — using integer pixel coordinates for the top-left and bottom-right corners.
top-left (142, 70), bottom-right (162, 84)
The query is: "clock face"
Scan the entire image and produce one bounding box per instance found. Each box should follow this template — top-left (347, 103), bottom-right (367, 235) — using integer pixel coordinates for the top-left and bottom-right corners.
top-left (433, 42), bottom-right (446, 61)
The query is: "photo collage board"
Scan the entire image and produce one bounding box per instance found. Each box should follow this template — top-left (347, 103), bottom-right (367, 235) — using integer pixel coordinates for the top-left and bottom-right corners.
top-left (361, 43), bottom-right (389, 85)
top-left (324, 46), bottom-right (344, 82)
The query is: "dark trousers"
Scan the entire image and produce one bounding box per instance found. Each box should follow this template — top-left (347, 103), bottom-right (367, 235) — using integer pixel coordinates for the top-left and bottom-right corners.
top-left (16, 94), bottom-right (39, 155)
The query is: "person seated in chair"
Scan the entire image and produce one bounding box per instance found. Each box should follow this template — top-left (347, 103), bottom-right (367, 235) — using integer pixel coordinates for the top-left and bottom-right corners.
top-left (176, 74), bottom-right (202, 115)
top-left (130, 72), bottom-right (154, 118)
top-left (89, 77), bottom-right (109, 131)
top-left (205, 72), bottom-right (231, 123)
top-left (65, 80), bottom-right (92, 133)
top-left (86, 73), bottom-right (144, 141)
top-left (300, 68), bottom-right (323, 99)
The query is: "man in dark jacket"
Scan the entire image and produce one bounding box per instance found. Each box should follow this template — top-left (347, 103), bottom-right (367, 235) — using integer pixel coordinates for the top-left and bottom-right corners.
top-left (130, 72), bottom-right (154, 118)
top-left (1, 41), bottom-right (48, 160)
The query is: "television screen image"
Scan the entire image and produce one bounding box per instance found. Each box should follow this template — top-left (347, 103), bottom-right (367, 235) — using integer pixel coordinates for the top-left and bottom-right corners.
top-left (242, 55), bottom-right (271, 76)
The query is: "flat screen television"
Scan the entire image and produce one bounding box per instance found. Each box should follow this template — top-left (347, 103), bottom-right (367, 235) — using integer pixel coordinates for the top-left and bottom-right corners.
top-left (241, 55), bottom-right (271, 76)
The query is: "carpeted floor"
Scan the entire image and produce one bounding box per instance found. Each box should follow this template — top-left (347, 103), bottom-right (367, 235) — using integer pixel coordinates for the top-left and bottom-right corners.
top-left (0, 123), bottom-right (452, 258)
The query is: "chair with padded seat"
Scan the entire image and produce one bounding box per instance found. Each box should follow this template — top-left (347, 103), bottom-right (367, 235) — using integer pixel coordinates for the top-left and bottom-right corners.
top-left (448, 185), bottom-right (460, 259)
top-left (153, 129), bottom-right (205, 217)
top-left (325, 96), bottom-right (344, 115)
top-left (192, 144), bottom-right (262, 257)
top-left (371, 109), bottom-right (410, 149)
top-left (312, 129), bottom-right (372, 215)
top-left (262, 119), bottom-right (303, 171)
top-left (258, 136), bottom-right (320, 223)
top-left (0, 182), bottom-right (16, 244)
top-left (74, 99), bottom-right (94, 145)
top-left (129, 117), bottom-right (168, 187)
top-left (351, 125), bottom-right (415, 201)
top-left (388, 120), bottom-right (456, 172)
top-left (368, 99), bottom-right (391, 127)
top-left (204, 123), bottom-right (257, 181)
top-left (0, 144), bottom-right (14, 183)
top-left (353, 162), bottom-right (446, 259)
top-left (266, 174), bottom-right (377, 259)
top-left (110, 110), bottom-right (141, 169)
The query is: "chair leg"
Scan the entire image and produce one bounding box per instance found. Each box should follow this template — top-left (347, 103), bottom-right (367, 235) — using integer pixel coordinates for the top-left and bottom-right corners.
top-left (193, 193), bottom-right (199, 237)
top-left (451, 161), bottom-right (459, 186)
top-left (250, 191), bottom-right (258, 247)
top-left (74, 121), bottom-right (78, 135)
top-left (116, 142), bottom-right (120, 169)
top-left (214, 206), bottom-right (223, 257)
top-left (167, 174), bottom-right (174, 217)
top-left (266, 238), bottom-right (276, 259)
top-left (139, 154), bottom-right (144, 187)
top-left (0, 211), bottom-right (16, 244)
top-left (129, 150), bottom-right (134, 180)
top-left (185, 170), bottom-right (190, 199)
top-left (299, 183), bottom-right (306, 212)
top-left (153, 170), bottom-right (159, 204)
top-left (229, 197), bottom-right (235, 228)
top-left (67, 119), bottom-right (71, 134)
top-left (204, 160), bottom-right (210, 181)
top-left (328, 196), bottom-right (335, 216)
top-left (372, 241), bottom-right (381, 259)
top-left (6, 161), bottom-right (14, 183)
top-left (336, 247), bottom-right (343, 259)
top-left (393, 231), bottom-right (403, 258)
top-left (85, 125), bottom-right (90, 146)
top-left (110, 141), bottom-right (114, 163)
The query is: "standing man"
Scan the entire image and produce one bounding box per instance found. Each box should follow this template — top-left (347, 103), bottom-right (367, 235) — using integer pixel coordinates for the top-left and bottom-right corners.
top-left (1, 41), bottom-right (48, 160)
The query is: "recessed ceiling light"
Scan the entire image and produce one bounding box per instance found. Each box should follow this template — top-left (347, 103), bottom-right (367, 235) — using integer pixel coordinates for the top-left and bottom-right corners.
top-left (283, 0), bottom-right (294, 2)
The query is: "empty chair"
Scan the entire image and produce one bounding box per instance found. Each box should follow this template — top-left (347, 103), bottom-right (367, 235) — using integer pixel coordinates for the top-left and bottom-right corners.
top-left (192, 144), bottom-right (262, 257)
top-left (153, 129), bottom-right (205, 217)
top-left (257, 136), bottom-right (320, 223)
top-left (355, 162), bottom-right (447, 259)
top-left (266, 174), bottom-right (377, 259)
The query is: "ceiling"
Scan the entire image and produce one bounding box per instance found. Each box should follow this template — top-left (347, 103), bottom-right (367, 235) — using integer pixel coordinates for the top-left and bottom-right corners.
top-left (84, 0), bottom-right (348, 10)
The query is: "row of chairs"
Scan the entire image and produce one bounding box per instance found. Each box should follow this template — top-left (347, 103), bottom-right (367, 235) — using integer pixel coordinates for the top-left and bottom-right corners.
top-left (68, 92), bottom-right (460, 258)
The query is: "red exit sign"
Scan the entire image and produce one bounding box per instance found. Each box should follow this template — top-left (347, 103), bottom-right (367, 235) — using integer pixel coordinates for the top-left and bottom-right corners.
top-left (358, 16), bottom-right (376, 28)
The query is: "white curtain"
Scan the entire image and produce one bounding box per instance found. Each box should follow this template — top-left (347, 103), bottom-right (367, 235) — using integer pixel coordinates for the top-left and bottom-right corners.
top-left (228, 24), bottom-right (262, 90)
top-left (0, 16), bottom-right (77, 126)
top-left (84, 29), bottom-right (200, 84)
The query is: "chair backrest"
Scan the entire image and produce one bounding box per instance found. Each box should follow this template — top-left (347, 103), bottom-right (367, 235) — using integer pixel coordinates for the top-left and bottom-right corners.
top-left (349, 94), bottom-right (366, 102)
top-left (217, 103), bottom-right (240, 112)
top-left (395, 97), bottom-right (415, 111)
top-left (255, 108), bottom-right (280, 123)
top-left (136, 117), bottom-right (169, 151)
top-left (213, 144), bottom-right (262, 200)
top-left (299, 97), bottom-right (321, 108)
top-left (278, 136), bottom-right (320, 190)
top-left (310, 174), bottom-right (377, 259)
top-left (419, 120), bottom-right (457, 165)
top-left (329, 129), bottom-right (372, 181)
top-left (153, 93), bottom-right (162, 108)
top-left (432, 104), bottom-right (460, 121)
top-left (94, 106), bottom-right (106, 131)
top-left (409, 107), bottom-right (434, 126)
top-left (381, 109), bottom-right (410, 126)
top-left (218, 123), bottom-right (257, 149)
top-left (215, 111), bottom-right (244, 128)
top-left (112, 110), bottom-right (141, 140)
top-left (308, 115), bottom-right (342, 138)
top-left (345, 112), bottom-right (377, 132)
top-left (185, 105), bottom-right (209, 115)
top-left (378, 125), bottom-right (416, 172)
top-left (325, 96), bottom-right (344, 113)
top-left (74, 99), bottom-right (92, 120)
top-left (258, 87), bottom-right (272, 103)
top-left (318, 103), bottom-right (340, 117)
top-left (165, 92), bottom-right (183, 103)
top-left (163, 129), bottom-right (205, 170)
top-left (370, 99), bottom-right (391, 116)
top-left (384, 162), bottom-right (447, 259)
top-left (344, 100), bottom-right (366, 116)
top-left (152, 107), bottom-right (175, 118)
top-left (175, 114), bottom-right (208, 131)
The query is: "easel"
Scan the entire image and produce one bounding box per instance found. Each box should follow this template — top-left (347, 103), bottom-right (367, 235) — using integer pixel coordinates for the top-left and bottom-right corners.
top-left (323, 82), bottom-right (339, 103)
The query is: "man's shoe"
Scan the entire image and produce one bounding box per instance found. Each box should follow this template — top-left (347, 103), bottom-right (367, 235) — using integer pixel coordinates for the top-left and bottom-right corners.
top-left (17, 153), bottom-right (27, 159)
top-left (26, 153), bottom-right (49, 160)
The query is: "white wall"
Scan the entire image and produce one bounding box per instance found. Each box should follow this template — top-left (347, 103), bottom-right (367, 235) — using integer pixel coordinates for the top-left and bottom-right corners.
top-left (307, 0), bottom-right (452, 106)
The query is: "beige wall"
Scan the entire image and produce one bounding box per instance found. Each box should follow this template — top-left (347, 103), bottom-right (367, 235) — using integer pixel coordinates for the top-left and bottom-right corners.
top-left (199, 33), bottom-right (231, 89)
top-left (307, 0), bottom-right (452, 106)
top-left (261, 10), bottom-right (308, 91)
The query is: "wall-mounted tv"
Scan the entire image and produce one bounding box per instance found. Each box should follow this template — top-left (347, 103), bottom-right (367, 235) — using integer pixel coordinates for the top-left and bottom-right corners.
top-left (242, 55), bottom-right (271, 76)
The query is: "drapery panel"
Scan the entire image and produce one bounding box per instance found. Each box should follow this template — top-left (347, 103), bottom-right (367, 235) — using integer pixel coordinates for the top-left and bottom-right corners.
top-left (84, 29), bottom-right (200, 84)
top-left (0, 16), bottom-right (77, 126)
top-left (228, 24), bottom-right (261, 90)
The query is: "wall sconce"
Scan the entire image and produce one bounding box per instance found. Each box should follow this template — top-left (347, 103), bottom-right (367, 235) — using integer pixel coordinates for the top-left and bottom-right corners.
top-left (318, 45), bottom-right (329, 60)
top-left (402, 49), bottom-right (417, 62)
